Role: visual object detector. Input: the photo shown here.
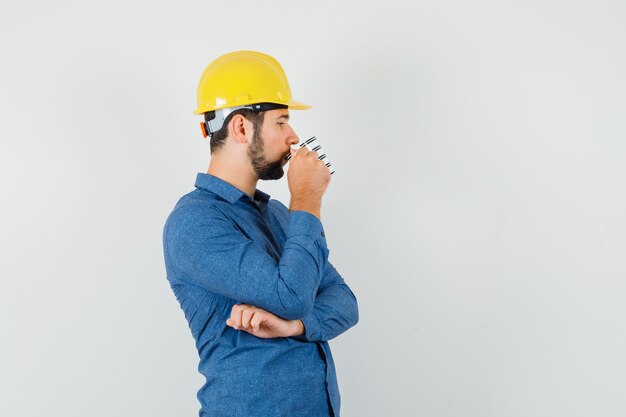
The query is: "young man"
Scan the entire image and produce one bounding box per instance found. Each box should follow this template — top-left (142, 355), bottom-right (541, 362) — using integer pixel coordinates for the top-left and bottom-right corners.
top-left (162, 51), bottom-right (359, 417)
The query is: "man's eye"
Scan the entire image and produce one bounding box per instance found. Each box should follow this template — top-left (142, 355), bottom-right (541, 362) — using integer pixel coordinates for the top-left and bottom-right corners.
top-left (278, 123), bottom-right (285, 126)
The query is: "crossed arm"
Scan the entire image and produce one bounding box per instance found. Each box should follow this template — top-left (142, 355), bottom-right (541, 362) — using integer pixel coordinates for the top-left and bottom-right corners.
top-left (164, 203), bottom-right (358, 342)
top-left (227, 261), bottom-right (359, 342)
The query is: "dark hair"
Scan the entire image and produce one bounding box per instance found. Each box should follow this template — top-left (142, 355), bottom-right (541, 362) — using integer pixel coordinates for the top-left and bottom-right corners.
top-left (205, 109), bottom-right (265, 154)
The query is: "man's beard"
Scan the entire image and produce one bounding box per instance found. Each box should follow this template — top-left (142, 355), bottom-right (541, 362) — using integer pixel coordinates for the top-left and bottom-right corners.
top-left (248, 128), bottom-right (286, 180)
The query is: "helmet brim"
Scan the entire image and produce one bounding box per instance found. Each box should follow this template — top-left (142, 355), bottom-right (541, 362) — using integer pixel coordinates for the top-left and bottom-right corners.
top-left (285, 99), bottom-right (312, 110)
top-left (194, 99), bottom-right (312, 115)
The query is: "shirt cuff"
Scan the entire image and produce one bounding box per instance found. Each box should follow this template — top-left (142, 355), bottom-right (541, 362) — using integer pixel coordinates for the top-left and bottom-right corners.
top-left (293, 312), bottom-right (321, 342)
top-left (287, 210), bottom-right (327, 240)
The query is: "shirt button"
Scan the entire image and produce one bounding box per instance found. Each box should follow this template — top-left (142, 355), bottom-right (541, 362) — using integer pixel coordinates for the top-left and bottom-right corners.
top-left (321, 231), bottom-right (325, 237)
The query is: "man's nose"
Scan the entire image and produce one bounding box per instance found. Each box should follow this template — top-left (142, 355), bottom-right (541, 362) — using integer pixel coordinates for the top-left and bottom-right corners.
top-left (288, 127), bottom-right (299, 146)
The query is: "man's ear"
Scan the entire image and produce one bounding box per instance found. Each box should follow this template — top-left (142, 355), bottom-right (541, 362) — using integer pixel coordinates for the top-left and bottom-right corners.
top-left (228, 114), bottom-right (251, 144)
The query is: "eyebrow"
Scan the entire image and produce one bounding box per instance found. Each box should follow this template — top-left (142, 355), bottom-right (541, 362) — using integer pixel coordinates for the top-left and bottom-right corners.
top-left (276, 113), bottom-right (290, 121)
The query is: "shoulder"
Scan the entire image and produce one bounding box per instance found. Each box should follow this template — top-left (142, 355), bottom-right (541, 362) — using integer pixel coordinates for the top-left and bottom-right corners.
top-left (164, 189), bottom-right (234, 234)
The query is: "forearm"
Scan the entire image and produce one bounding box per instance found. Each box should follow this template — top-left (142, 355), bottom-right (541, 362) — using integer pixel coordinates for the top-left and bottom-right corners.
top-left (296, 287), bottom-right (358, 342)
top-left (292, 263), bottom-right (359, 342)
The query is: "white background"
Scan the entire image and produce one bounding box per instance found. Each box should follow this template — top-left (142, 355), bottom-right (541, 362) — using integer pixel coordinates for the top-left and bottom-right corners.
top-left (1, 1), bottom-right (625, 416)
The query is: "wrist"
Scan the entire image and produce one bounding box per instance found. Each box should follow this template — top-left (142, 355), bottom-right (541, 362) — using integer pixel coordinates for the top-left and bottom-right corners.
top-left (291, 320), bottom-right (305, 337)
top-left (289, 198), bottom-right (321, 219)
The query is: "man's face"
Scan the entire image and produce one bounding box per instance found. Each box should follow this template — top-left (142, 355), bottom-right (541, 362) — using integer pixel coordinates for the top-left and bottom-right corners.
top-left (248, 109), bottom-right (299, 180)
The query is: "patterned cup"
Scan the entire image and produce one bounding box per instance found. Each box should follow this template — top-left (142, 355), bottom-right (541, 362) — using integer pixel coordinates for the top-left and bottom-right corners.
top-left (285, 136), bottom-right (335, 175)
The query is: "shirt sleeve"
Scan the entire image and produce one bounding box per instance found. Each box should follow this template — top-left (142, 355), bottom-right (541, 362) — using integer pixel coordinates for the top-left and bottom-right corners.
top-left (293, 261), bottom-right (359, 342)
top-left (163, 202), bottom-right (328, 320)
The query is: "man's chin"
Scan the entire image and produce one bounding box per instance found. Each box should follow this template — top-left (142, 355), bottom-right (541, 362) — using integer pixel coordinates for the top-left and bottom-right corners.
top-left (266, 169), bottom-right (285, 181)
top-left (257, 164), bottom-right (285, 181)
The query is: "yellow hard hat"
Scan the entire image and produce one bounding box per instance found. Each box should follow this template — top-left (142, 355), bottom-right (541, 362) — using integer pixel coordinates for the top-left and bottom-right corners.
top-left (194, 50), bottom-right (311, 115)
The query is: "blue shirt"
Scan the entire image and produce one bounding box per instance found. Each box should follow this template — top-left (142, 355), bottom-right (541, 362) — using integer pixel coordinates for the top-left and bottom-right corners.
top-left (162, 173), bottom-right (359, 417)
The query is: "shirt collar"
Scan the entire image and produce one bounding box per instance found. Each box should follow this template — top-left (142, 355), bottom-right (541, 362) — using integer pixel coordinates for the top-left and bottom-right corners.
top-left (194, 173), bottom-right (271, 205)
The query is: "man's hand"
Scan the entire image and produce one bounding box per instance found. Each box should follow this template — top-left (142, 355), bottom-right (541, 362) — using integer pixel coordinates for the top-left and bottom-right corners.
top-left (288, 147), bottom-right (331, 219)
top-left (226, 304), bottom-right (304, 339)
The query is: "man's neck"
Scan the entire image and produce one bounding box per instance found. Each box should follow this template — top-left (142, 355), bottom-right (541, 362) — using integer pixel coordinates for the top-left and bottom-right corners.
top-left (207, 159), bottom-right (258, 199)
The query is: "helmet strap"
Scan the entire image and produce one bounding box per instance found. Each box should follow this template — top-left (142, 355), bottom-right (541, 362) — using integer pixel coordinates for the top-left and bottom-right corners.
top-left (203, 103), bottom-right (288, 135)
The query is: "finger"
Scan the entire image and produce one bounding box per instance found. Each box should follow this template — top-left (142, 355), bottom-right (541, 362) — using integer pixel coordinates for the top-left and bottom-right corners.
top-left (230, 304), bottom-right (247, 328)
top-left (294, 146), bottom-right (309, 159)
top-left (250, 312), bottom-right (264, 332)
top-left (306, 149), bottom-right (320, 159)
top-left (241, 307), bottom-right (255, 329)
top-left (229, 305), bottom-right (240, 328)
top-left (318, 158), bottom-right (332, 174)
